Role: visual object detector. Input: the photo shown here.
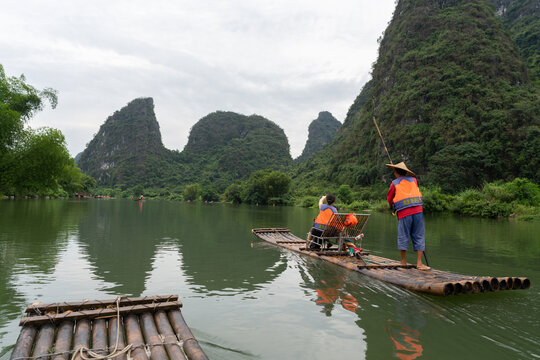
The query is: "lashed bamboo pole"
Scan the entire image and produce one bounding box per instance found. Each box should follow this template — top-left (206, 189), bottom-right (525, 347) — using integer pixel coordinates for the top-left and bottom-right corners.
top-left (92, 318), bottom-right (108, 357)
top-left (168, 310), bottom-right (209, 360)
top-left (154, 311), bottom-right (188, 360)
top-left (124, 315), bottom-right (148, 360)
top-left (20, 301), bottom-right (183, 326)
top-left (140, 313), bottom-right (169, 360)
top-left (358, 268), bottom-right (455, 296)
top-left (10, 325), bottom-right (37, 360)
top-left (512, 277), bottom-right (522, 289)
top-left (25, 295), bottom-right (179, 314)
top-left (33, 323), bottom-right (55, 360)
top-left (52, 321), bottom-right (74, 360)
top-left (518, 277), bottom-right (531, 289)
top-left (108, 318), bottom-right (127, 360)
top-left (72, 320), bottom-right (91, 360)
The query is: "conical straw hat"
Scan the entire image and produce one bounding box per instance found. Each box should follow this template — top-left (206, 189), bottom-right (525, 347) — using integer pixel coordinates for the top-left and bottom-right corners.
top-left (385, 162), bottom-right (415, 177)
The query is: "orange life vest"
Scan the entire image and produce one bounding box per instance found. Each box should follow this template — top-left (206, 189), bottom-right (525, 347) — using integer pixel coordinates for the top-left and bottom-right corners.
top-left (344, 213), bottom-right (358, 227)
top-left (392, 176), bottom-right (423, 211)
top-left (313, 205), bottom-right (337, 230)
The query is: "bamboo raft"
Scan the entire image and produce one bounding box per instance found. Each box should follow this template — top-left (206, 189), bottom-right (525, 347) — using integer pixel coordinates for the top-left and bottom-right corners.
top-left (10, 295), bottom-right (208, 360)
top-left (252, 228), bottom-right (531, 296)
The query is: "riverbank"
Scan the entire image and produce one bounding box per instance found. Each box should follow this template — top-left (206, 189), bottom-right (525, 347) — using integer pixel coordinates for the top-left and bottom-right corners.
top-left (296, 178), bottom-right (540, 221)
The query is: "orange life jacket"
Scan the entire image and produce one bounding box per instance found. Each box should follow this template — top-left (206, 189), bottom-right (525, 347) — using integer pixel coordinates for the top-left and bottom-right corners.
top-left (392, 176), bottom-right (423, 211)
top-left (313, 205), bottom-right (337, 230)
top-left (344, 213), bottom-right (358, 227)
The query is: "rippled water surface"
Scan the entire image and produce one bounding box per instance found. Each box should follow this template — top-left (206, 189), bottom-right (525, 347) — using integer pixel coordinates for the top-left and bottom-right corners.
top-left (0, 199), bottom-right (539, 359)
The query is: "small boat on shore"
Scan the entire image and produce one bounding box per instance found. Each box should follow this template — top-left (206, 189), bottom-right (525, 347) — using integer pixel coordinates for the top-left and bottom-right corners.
top-left (251, 228), bottom-right (531, 296)
top-left (10, 295), bottom-right (208, 360)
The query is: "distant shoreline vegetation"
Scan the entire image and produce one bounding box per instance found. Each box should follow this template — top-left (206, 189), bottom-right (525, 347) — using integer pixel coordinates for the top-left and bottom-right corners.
top-left (14, 174), bottom-right (534, 222)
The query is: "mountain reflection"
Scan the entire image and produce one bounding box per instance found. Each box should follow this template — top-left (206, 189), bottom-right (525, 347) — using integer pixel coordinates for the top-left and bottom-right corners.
top-left (77, 201), bottom-right (286, 296)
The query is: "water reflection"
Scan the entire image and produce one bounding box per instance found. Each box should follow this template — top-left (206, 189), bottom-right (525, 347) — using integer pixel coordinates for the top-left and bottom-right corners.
top-left (178, 203), bottom-right (287, 294)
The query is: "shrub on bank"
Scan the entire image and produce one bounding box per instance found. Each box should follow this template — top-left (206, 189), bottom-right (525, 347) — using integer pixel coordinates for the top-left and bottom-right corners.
top-left (298, 196), bottom-right (318, 208)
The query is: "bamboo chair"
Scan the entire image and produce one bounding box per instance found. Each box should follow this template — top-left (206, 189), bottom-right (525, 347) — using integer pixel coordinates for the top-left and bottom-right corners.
top-left (307, 212), bottom-right (370, 255)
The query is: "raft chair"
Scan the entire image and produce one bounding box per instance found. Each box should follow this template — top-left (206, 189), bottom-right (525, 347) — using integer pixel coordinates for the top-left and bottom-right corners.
top-left (308, 212), bottom-right (370, 255)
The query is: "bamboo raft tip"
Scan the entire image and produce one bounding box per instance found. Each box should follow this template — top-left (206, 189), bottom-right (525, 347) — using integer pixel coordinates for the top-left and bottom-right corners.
top-left (11, 294), bottom-right (209, 360)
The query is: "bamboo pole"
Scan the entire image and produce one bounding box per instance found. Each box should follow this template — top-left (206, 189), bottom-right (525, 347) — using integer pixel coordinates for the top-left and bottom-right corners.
top-left (358, 268), bottom-right (454, 296)
top-left (512, 277), bottom-right (522, 290)
top-left (125, 315), bottom-right (149, 360)
top-left (52, 321), bottom-right (74, 360)
top-left (507, 277), bottom-right (514, 289)
top-left (498, 278), bottom-right (508, 290)
top-left (140, 313), bottom-right (169, 360)
top-left (20, 301), bottom-right (183, 326)
top-left (26, 295), bottom-right (179, 314)
top-left (72, 320), bottom-right (91, 360)
top-left (92, 319), bottom-right (108, 357)
top-left (154, 311), bottom-right (188, 360)
top-left (518, 277), bottom-right (531, 289)
top-left (108, 318), bottom-right (127, 360)
top-left (33, 323), bottom-right (55, 360)
top-left (10, 325), bottom-right (37, 360)
top-left (168, 310), bottom-right (209, 360)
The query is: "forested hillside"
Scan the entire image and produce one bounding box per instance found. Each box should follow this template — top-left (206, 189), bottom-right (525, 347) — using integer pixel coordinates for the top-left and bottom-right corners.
top-left (78, 106), bottom-right (292, 192)
top-left (77, 98), bottom-right (178, 188)
top-left (295, 111), bottom-right (341, 163)
top-left (181, 111), bottom-right (292, 191)
top-left (294, 0), bottom-right (539, 193)
top-left (491, 0), bottom-right (539, 84)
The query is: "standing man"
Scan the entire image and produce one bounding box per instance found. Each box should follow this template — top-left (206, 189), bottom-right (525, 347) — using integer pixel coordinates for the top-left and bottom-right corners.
top-left (386, 162), bottom-right (430, 270)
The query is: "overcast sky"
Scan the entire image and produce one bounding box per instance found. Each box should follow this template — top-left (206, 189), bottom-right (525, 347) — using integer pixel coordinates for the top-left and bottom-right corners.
top-left (1, 0), bottom-right (395, 158)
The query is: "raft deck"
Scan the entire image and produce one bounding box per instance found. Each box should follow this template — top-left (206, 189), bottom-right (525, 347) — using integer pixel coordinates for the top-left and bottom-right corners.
top-left (252, 228), bottom-right (531, 296)
top-left (10, 295), bottom-right (208, 360)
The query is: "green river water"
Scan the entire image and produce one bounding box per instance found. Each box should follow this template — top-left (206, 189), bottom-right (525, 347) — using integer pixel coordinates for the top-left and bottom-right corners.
top-left (0, 199), bottom-right (539, 359)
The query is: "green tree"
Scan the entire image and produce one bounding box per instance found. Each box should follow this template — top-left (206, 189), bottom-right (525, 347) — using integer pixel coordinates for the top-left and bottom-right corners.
top-left (8, 128), bottom-right (71, 194)
top-left (183, 183), bottom-right (200, 201)
top-left (200, 185), bottom-right (219, 202)
top-left (132, 185), bottom-right (144, 197)
top-left (224, 182), bottom-right (244, 203)
top-left (0, 64), bottom-right (81, 196)
top-left (338, 184), bottom-right (353, 204)
top-left (243, 169), bottom-right (291, 204)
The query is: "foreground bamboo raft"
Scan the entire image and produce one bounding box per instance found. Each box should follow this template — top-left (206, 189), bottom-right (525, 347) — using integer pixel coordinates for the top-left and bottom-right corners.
top-left (10, 295), bottom-right (208, 360)
top-left (252, 228), bottom-right (531, 296)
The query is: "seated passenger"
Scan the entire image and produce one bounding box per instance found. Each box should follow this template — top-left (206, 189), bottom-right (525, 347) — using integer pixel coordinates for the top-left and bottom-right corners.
top-left (307, 193), bottom-right (337, 249)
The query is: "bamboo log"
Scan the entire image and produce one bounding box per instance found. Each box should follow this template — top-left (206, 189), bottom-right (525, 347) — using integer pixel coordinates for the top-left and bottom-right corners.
top-left (10, 325), bottom-right (37, 360)
top-left (108, 318), bottom-right (127, 360)
top-left (507, 277), bottom-right (514, 289)
top-left (168, 310), bottom-right (209, 360)
top-left (512, 277), bottom-right (522, 290)
top-left (125, 315), bottom-right (148, 360)
top-left (72, 319), bottom-right (91, 360)
top-left (33, 323), bottom-right (55, 360)
top-left (453, 282), bottom-right (463, 295)
top-left (140, 313), bottom-right (169, 360)
top-left (92, 319), bottom-right (108, 356)
top-left (518, 277), bottom-right (531, 289)
top-left (457, 281), bottom-right (473, 294)
top-left (154, 311), bottom-right (188, 360)
top-left (490, 277), bottom-right (500, 291)
top-left (359, 268), bottom-right (455, 295)
top-left (52, 321), bottom-right (74, 360)
top-left (20, 301), bottom-right (183, 326)
top-left (26, 295), bottom-right (179, 314)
